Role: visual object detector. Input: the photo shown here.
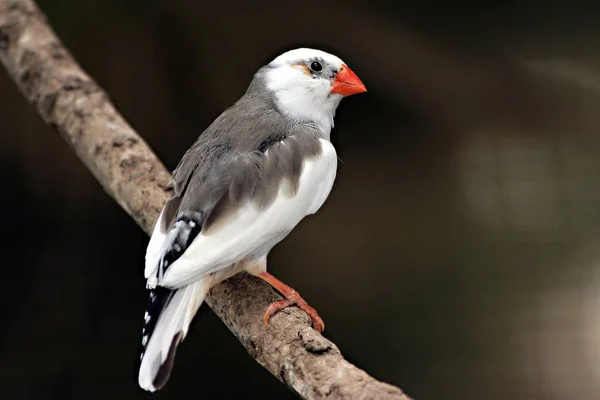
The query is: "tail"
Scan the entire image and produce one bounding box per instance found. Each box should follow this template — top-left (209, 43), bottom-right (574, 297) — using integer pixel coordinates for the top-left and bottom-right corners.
top-left (138, 280), bottom-right (209, 392)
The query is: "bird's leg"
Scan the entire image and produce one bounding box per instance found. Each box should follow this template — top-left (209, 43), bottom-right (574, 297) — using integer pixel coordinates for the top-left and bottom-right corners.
top-left (255, 272), bottom-right (324, 333)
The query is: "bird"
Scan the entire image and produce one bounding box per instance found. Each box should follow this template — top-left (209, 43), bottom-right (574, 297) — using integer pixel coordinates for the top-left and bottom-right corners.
top-left (138, 47), bottom-right (367, 392)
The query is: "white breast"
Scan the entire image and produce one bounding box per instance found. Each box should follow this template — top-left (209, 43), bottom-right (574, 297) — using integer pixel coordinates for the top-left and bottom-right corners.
top-left (148, 138), bottom-right (338, 289)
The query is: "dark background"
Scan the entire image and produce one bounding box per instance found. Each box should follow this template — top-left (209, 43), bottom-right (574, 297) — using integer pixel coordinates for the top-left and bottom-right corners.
top-left (2, 1), bottom-right (600, 399)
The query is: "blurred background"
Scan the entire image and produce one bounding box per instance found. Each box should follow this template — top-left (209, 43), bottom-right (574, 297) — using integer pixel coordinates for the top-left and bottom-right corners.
top-left (2, 1), bottom-right (600, 399)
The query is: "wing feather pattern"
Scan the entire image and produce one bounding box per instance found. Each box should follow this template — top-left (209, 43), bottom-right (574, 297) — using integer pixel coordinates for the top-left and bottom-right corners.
top-left (145, 135), bottom-right (336, 289)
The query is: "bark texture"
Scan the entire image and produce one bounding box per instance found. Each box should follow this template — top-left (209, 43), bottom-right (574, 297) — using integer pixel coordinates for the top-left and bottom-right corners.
top-left (0, 1), bottom-right (413, 398)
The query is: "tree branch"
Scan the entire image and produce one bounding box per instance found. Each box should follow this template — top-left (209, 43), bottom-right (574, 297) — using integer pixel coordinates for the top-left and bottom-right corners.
top-left (0, 1), bottom-right (412, 398)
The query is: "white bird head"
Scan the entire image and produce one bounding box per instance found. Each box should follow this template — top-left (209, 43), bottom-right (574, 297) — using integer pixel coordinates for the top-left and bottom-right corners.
top-left (260, 48), bottom-right (367, 134)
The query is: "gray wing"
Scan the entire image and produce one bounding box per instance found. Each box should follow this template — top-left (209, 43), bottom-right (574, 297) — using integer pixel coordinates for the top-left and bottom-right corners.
top-left (146, 125), bottom-right (322, 283)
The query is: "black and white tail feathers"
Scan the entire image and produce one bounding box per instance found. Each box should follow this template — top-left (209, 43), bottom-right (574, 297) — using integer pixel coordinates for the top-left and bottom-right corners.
top-left (138, 287), bottom-right (174, 388)
top-left (137, 281), bottom-right (209, 392)
top-left (138, 212), bottom-right (207, 392)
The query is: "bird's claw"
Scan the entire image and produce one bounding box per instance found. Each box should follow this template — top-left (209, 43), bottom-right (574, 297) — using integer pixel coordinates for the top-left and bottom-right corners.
top-left (263, 296), bottom-right (325, 333)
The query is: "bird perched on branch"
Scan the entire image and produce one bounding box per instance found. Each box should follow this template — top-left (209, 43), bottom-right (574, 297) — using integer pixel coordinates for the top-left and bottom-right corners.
top-left (138, 47), bottom-right (367, 392)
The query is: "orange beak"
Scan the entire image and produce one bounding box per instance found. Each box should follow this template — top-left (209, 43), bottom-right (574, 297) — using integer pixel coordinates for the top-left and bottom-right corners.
top-left (330, 65), bottom-right (367, 96)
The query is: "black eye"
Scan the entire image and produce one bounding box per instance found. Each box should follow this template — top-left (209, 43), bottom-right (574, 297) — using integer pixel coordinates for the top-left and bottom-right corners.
top-left (310, 61), bottom-right (323, 72)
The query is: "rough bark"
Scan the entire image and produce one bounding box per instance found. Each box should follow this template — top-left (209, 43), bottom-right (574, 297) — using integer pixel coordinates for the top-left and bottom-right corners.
top-left (0, 1), bottom-right (413, 399)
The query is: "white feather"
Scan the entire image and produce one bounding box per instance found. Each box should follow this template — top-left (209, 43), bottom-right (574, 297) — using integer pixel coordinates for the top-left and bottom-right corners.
top-left (138, 280), bottom-right (209, 392)
top-left (265, 48), bottom-right (345, 137)
top-left (269, 48), bottom-right (344, 70)
top-left (145, 208), bottom-right (168, 284)
top-left (146, 138), bottom-right (337, 289)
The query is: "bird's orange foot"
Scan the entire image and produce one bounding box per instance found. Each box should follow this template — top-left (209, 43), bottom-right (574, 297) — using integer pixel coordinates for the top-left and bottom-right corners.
top-left (263, 291), bottom-right (325, 333)
top-left (256, 272), bottom-right (325, 333)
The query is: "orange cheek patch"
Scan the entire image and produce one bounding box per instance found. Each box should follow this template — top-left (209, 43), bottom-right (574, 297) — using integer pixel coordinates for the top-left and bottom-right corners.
top-left (292, 63), bottom-right (311, 75)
